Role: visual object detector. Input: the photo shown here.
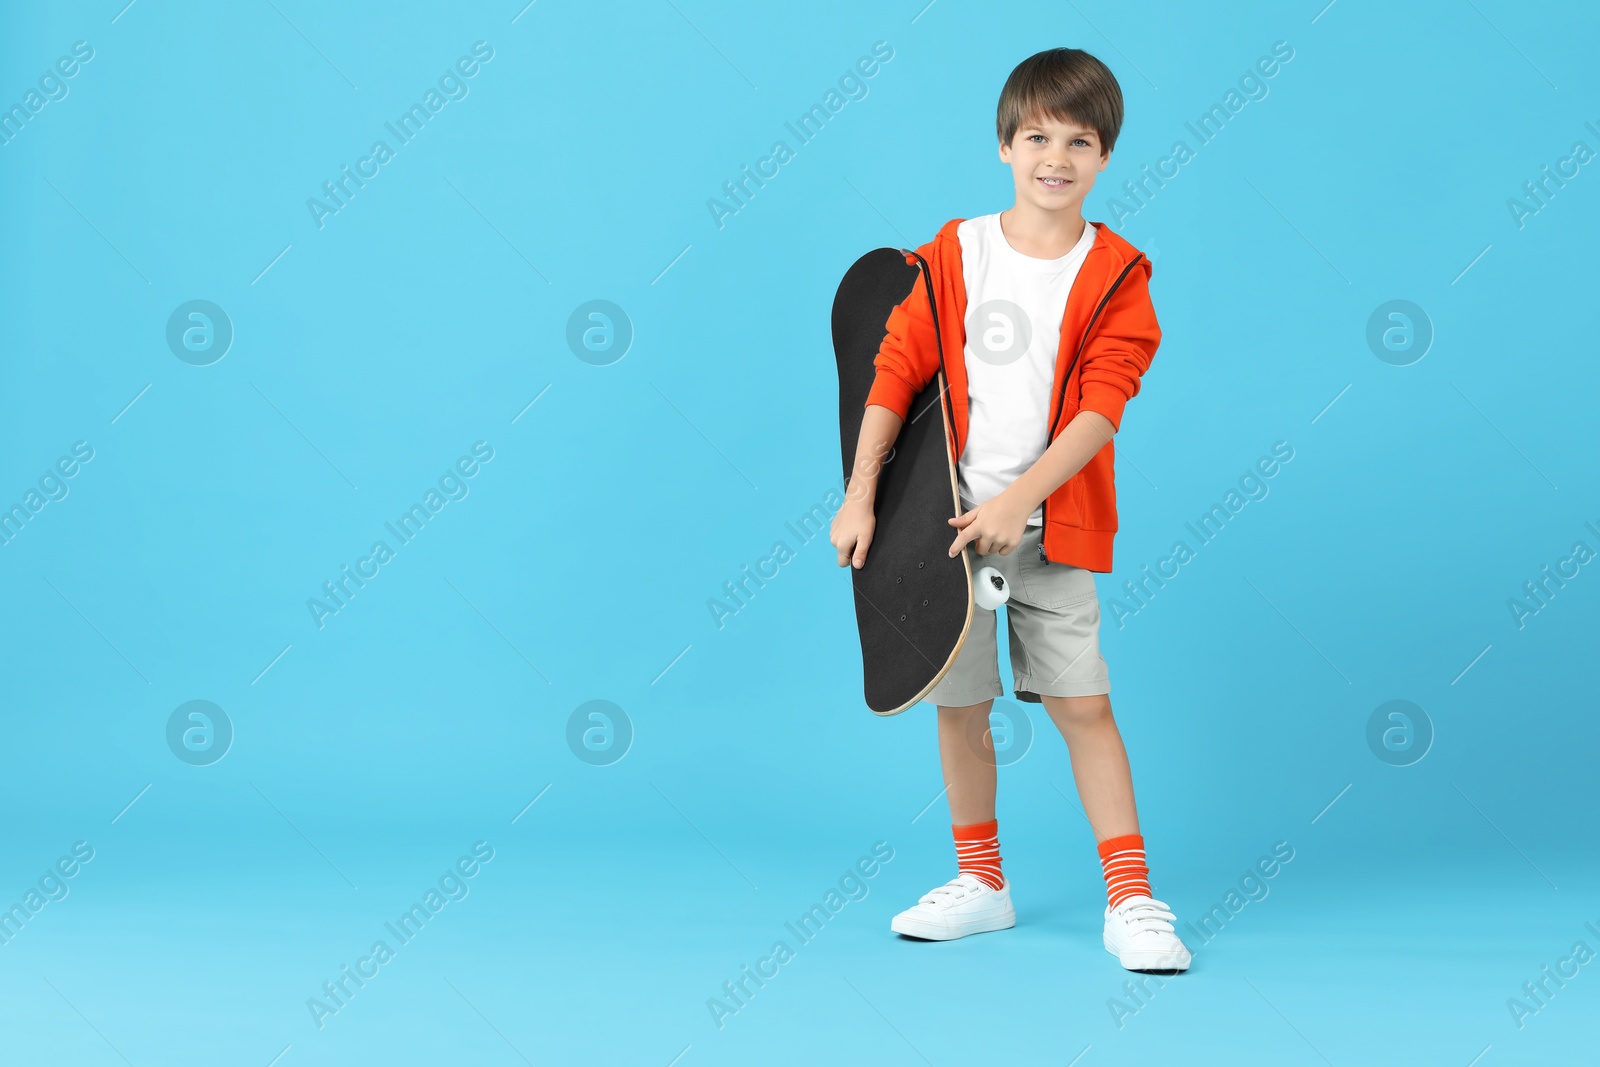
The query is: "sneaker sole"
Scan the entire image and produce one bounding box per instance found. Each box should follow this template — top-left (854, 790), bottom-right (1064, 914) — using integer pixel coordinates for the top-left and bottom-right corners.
top-left (1103, 934), bottom-right (1190, 972)
top-left (892, 910), bottom-right (1016, 941)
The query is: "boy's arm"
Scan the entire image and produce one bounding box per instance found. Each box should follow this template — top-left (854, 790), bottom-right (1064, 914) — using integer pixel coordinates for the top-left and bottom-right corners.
top-left (1007, 259), bottom-right (1161, 511)
top-left (1007, 409), bottom-right (1116, 513)
top-left (861, 262), bottom-right (940, 421)
top-left (1075, 257), bottom-right (1160, 434)
top-left (843, 404), bottom-right (904, 507)
top-left (834, 259), bottom-right (943, 567)
top-left (845, 261), bottom-right (940, 507)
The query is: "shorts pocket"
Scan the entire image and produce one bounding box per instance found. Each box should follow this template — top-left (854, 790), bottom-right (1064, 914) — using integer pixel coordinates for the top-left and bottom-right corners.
top-left (1017, 557), bottom-right (1098, 610)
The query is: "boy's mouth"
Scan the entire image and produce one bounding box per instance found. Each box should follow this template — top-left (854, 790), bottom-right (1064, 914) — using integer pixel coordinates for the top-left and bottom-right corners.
top-left (1038, 176), bottom-right (1071, 190)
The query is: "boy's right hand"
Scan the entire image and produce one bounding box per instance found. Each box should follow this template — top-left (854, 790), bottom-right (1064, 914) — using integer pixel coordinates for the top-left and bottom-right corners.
top-left (830, 497), bottom-right (876, 570)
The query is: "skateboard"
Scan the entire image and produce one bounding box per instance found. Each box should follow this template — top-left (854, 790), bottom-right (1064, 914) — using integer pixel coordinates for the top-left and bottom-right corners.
top-left (832, 247), bottom-right (1007, 716)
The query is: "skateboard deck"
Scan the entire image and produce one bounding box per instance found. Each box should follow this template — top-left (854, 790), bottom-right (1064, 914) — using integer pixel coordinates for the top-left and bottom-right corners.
top-left (832, 247), bottom-right (974, 716)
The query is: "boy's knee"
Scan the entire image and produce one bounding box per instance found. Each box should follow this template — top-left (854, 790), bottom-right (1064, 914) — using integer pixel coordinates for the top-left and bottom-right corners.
top-left (1043, 693), bottom-right (1113, 729)
top-left (937, 700), bottom-right (994, 721)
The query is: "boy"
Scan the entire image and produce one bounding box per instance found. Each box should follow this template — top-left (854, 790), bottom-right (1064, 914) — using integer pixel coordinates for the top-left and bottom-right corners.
top-left (829, 47), bottom-right (1189, 972)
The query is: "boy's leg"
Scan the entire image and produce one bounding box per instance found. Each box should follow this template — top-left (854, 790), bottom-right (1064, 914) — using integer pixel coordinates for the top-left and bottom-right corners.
top-left (889, 697), bottom-right (1015, 940)
top-left (889, 555), bottom-right (1015, 940)
top-left (936, 700), bottom-right (997, 825)
top-left (923, 546), bottom-right (1008, 886)
top-left (1044, 692), bottom-right (1153, 906)
top-left (1040, 693), bottom-right (1138, 841)
top-left (936, 700), bottom-right (1007, 890)
top-left (1007, 525), bottom-right (1189, 969)
top-left (1045, 692), bottom-right (1187, 970)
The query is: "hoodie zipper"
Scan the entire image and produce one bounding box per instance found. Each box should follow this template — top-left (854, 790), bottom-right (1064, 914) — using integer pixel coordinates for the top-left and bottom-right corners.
top-left (1038, 254), bottom-right (1145, 563)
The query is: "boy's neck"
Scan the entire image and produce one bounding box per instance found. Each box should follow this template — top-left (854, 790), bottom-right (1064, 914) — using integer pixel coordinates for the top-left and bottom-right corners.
top-left (997, 202), bottom-right (1088, 260)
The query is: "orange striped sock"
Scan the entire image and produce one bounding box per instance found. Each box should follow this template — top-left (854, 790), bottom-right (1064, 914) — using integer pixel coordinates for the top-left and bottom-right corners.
top-left (953, 819), bottom-right (1004, 890)
top-left (1097, 832), bottom-right (1152, 909)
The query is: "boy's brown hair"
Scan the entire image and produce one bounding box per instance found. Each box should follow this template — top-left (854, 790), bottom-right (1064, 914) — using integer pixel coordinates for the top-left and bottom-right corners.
top-left (996, 48), bottom-right (1123, 157)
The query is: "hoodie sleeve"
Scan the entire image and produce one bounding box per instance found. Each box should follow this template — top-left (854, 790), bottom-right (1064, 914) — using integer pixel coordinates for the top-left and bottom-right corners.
top-left (863, 260), bottom-right (939, 421)
top-left (1077, 256), bottom-right (1160, 433)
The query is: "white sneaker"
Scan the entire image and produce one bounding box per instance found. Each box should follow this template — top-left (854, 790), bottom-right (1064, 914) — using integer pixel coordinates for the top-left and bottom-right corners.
top-left (1103, 894), bottom-right (1191, 972)
top-left (890, 873), bottom-right (1016, 940)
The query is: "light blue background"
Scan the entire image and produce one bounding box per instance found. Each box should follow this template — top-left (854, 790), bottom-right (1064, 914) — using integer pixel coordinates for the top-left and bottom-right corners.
top-left (2, 1), bottom-right (1597, 1063)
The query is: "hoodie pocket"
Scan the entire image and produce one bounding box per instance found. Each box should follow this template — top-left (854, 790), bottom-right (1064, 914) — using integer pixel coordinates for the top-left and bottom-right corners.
top-left (1076, 448), bottom-right (1119, 531)
top-left (1066, 474), bottom-right (1087, 524)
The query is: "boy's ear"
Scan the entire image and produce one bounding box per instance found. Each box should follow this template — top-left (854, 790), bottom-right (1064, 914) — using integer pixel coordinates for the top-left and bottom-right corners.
top-left (998, 137), bottom-right (1012, 163)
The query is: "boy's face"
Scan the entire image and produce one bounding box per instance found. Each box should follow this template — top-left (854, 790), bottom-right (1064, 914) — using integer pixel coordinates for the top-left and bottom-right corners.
top-left (998, 112), bottom-right (1109, 216)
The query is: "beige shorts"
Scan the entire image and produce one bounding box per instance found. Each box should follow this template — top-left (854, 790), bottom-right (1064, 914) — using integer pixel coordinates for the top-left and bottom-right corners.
top-left (925, 523), bottom-right (1110, 706)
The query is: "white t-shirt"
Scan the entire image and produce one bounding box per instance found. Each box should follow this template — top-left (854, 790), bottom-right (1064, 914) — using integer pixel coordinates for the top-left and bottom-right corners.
top-left (956, 213), bottom-right (1098, 525)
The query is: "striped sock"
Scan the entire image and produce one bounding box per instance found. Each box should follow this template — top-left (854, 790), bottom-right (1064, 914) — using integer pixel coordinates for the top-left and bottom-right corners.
top-left (953, 819), bottom-right (1004, 890)
top-left (1097, 832), bottom-right (1152, 909)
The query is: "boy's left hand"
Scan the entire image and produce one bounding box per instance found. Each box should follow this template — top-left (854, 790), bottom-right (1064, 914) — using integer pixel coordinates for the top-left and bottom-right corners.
top-left (948, 488), bottom-right (1033, 557)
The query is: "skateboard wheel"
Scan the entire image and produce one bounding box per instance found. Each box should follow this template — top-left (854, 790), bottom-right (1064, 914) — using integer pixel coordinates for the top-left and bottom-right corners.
top-left (974, 566), bottom-right (1009, 610)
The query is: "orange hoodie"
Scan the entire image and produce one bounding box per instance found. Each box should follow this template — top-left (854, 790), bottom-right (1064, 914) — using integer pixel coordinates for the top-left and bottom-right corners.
top-left (863, 218), bottom-right (1159, 572)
